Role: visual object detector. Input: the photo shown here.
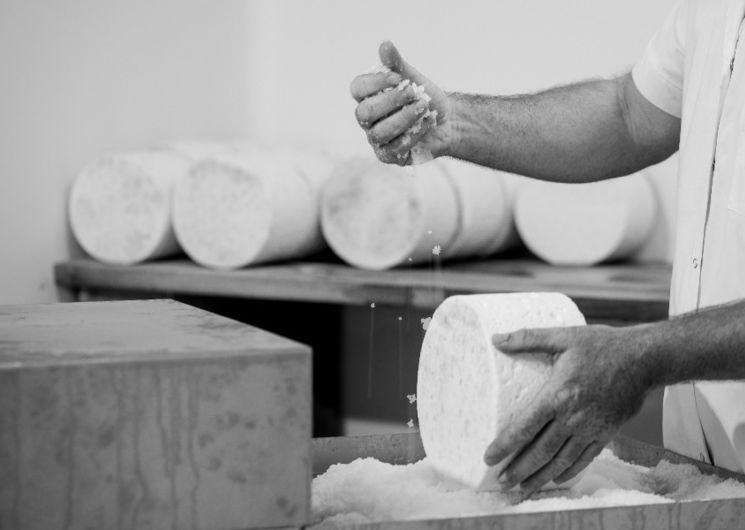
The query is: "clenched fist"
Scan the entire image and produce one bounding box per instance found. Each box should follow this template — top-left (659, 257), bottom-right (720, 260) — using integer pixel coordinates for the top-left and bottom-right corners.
top-left (350, 41), bottom-right (453, 165)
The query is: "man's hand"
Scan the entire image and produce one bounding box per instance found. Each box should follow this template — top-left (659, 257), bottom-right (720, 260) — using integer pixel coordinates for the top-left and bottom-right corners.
top-left (349, 41), bottom-right (453, 165)
top-left (483, 324), bottom-right (655, 496)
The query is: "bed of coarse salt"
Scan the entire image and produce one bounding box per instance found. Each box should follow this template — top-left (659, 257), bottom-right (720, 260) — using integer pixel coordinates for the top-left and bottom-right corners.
top-left (312, 448), bottom-right (745, 526)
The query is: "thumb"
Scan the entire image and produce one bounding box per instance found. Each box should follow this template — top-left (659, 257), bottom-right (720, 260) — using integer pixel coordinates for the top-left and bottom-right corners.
top-left (379, 40), bottom-right (405, 72)
top-left (378, 41), bottom-right (428, 85)
top-left (492, 328), bottom-right (566, 356)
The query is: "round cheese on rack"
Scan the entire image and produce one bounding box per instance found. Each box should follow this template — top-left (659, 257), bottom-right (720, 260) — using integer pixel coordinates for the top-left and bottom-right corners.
top-left (417, 292), bottom-right (586, 490)
top-left (320, 157), bottom-right (519, 270)
top-left (69, 151), bottom-right (189, 265)
top-left (321, 157), bottom-right (458, 270)
top-left (514, 175), bottom-right (656, 266)
top-left (172, 150), bottom-right (326, 269)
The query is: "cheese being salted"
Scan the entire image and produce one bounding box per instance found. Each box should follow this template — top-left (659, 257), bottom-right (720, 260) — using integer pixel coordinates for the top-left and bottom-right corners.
top-left (416, 293), bottom-right (586, 490)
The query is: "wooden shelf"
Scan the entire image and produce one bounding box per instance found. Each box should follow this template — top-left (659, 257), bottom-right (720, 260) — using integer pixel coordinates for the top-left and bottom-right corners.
top-left (55, 258), bottom-right (671, 323)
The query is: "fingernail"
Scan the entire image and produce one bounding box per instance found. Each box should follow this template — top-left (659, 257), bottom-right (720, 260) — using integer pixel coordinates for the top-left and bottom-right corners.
top-left (414, 101), bottom-right (428, 114)
top-left (387, 72), bottom-right (401, 84)
top-left (493, 333), bottom-right (509, 345)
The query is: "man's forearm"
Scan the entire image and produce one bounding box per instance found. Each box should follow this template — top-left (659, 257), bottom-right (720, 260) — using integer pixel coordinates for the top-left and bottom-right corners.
top-left (637, 300), bottom-right (745, 387)
top-left (445, 74), bottom-right (680, 183)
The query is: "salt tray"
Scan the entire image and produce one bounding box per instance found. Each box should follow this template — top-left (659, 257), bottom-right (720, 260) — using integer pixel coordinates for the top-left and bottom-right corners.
top-left (311, 433), bottom-right (745, 529)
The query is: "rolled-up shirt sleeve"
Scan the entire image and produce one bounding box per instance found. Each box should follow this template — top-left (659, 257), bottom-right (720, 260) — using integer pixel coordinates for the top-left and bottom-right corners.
top-left (632, 2), bottom-right (688, 118)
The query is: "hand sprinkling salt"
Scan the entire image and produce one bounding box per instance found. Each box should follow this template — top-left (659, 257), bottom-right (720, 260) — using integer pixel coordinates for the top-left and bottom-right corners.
top-left (421, 317), bottom-right (431, 330)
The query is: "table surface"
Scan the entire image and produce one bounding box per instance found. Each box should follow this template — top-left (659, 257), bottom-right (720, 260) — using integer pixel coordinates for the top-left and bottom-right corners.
top-left (55, 258), bottom-right (672, 322)
top-left (0, 298), bottom-right (309, 368)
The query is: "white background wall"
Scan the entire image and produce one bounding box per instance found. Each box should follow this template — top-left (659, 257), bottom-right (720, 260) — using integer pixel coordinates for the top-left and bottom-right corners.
top-left (0, 0), bottom-right (677, 305)
top-left (0, 0), bottom-right (250, 304)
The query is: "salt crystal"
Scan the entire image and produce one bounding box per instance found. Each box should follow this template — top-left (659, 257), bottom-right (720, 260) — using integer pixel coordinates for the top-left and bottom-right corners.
top-left (311, 449), bottom-right (745, 525)
top-left (398, 316), bottom-right (403, 321)
top-left (407, 419), bottom-right (415, 428)
top-left (370, 302), bottom-right (376, 308)
top-left (420, 317), bottom-right (431, 330)
top-left (432, 245), bottom-right (441, 256)
top-left (407, 394), bottom-right (417, 404)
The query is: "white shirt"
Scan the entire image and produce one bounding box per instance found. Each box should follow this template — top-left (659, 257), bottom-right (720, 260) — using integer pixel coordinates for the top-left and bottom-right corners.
top-left (633, 0), bottom-right (745, 472)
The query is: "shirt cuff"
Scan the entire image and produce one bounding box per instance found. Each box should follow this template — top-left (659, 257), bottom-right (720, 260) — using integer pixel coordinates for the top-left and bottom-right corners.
top-left (632, 52), bottom-right (683, 119)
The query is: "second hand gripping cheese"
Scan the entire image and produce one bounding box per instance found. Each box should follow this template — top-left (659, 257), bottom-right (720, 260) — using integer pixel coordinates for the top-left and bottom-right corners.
top-left (416, 292), bottom-right (587, 491)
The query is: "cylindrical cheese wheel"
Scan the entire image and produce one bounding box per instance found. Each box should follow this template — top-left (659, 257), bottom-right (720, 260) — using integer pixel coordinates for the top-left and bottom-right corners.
top-left (321, 157), bottom-right (518, 270)
top-left (172, 149), bottom-right (329, 269)
top-left (321, 157), bottom-right (459, 270)
top-left (514, 175), bottom-right (656, 266)
top-left (69, 150), bottom-right (190, 265)
top-left (438, 158), bottom-right (520, 259)
top-left (417, 292), bottom-right (586, 490)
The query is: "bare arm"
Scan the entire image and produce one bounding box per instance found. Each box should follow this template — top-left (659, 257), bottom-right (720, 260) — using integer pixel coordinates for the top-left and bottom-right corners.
top-left (483, 300), bottom-right (745, 496)
top-left (350, 42), bottom-right (681, 182)
top-left (447, 75), bottom-right (680, 182)
top-left (643, 300), bottom-right (745, 384)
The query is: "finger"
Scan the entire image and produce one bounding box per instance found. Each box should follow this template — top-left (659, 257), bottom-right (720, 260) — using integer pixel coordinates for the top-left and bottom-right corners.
top-left (518, 436), bottom-right (589, 495)
top-left (379, 40), bottom-right (404, 72)
top-left (378, 41), bottom-right (429, 87)
top-left (355, 85), bottom-right (417, 127)
top-left (350, 71), bottom-right (403, 102)
top-left (492, 327), bottom-right (568, 355)
top-left (367, 99), bottom-right (429, 146)
top-left (379, 114), bottom-right (438, 165)
top-left (373, 144), bottom-right (410, 166)
top-left (497, 419), bottom-right (569, 490)
top-left (484, 398), bottom-right (554, 466)
top-left (554, 440), bottom-right (605, 484)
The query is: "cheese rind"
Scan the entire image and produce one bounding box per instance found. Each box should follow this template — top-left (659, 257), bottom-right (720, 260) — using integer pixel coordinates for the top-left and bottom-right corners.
top-left (438, 159), bottom-right (519, 259)
top-left (416, 292), bottom-right (586, 490)
top-left (321, 157), bottom-right (518, 270)
top-left (321, 157), bottom-right (458, 270)
top-left (514, 175), bottom-right (656, 266)
top-left (172, 149), bottom-right (329, 269)
top-left (69, 151), bottom-right (189, 265)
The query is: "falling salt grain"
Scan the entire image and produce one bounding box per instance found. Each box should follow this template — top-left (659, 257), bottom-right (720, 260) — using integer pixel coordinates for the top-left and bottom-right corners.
top-left (407, 419), bottom-right (415, 428)
top-left (432, 245), bottom-right (441, 256)
top-left (406, 394), bottom-right (417, 404)
top-left (421, 317), bottom-right (431, 330)
top-left (370, 302), bottom-right (376, 308)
